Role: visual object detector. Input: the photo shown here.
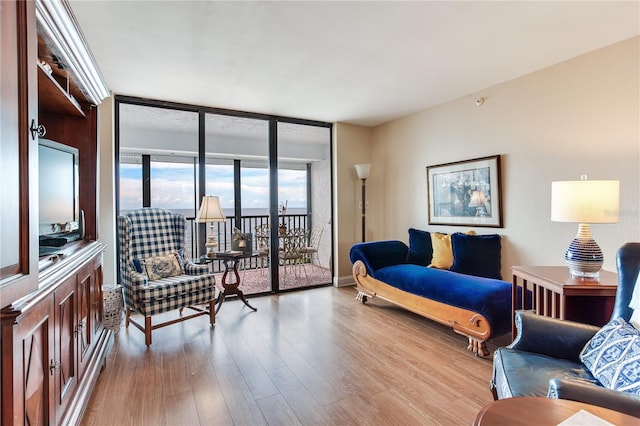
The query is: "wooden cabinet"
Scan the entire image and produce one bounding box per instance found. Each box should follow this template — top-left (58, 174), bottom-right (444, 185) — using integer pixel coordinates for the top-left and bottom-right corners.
top-left (2, 243), bottom-right (109, 426)
top-left (0, 0), bottom-right (108, 306)
top-left (1, 1), bottom-right (111, 424)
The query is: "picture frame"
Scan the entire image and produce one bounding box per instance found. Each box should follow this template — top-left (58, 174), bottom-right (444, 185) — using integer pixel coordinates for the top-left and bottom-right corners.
top-left (427, 155), bottom-right (503, 227)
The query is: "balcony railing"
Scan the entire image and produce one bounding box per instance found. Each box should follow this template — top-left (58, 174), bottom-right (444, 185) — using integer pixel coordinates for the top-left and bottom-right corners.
top-left (186, 214), bottom-right (309, 273)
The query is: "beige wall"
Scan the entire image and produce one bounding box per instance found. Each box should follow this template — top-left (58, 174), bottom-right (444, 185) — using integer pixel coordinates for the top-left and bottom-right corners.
top-left (333, 123), bottom-right (372, 285)
top-left (97, 96), bottom-right (117, 285)
top-left (357, 36), bottom-right (639, 279)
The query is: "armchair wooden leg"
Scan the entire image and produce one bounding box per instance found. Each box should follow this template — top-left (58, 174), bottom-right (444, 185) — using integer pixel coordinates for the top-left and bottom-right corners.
top-left (209, 300), bottom-right (216, 326)
top-left (125, 307), bottom-right (131, 327)
top-left (145, 316), bottom-right (152, 346)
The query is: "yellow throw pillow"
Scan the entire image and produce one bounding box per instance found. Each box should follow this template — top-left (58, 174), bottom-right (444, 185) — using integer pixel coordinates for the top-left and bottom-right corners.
top-left (429, 233), bottom-right (453, 269)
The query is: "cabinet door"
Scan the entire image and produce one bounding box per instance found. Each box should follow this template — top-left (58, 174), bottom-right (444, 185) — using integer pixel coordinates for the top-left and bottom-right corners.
top-left (8, 297), bottom-right (55, 425)
top-left (0, 0), bottom-right (39, 308)
top-left (54, 274), bottom-right (78, 424)
top-left (77, 263), bottom-right (93, 379)
top-left (91, 255), bottom-right (104, 337)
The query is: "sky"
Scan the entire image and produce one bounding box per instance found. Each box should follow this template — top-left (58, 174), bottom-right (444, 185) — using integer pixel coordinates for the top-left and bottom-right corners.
top-left (119, 161), bottom-right (307, 214)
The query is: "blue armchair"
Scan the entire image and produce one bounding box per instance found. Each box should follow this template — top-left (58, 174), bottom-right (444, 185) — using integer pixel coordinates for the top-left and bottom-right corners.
top-left (118, 208), bottom-right (217, 345)
top-left (491, 242), bottom-right (640, 417)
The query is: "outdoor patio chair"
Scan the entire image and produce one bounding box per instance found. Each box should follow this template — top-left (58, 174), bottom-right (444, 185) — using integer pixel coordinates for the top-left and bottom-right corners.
top-left (280, 227), bottom-right (308, 278)
top-left (300, 222), bottom-right (326, 267)
top-left (255, 224), bottom-right (271, 275)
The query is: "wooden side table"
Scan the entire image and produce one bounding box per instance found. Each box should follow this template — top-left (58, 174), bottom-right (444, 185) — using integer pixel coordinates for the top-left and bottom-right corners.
top-left (474, 396), bottom-right (638, 425)
top-left (214, 251), bottom-right (259, 314)
top-left (512, 266), bottom-right (618, 339)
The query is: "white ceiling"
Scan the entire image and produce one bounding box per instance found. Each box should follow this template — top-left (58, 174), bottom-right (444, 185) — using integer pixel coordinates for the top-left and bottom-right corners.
top-left (68, 1), bottom-right (639, 127)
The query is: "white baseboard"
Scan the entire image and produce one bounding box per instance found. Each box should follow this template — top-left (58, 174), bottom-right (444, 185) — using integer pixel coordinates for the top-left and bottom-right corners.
top-left (333, 275), bottom-right (355, 287)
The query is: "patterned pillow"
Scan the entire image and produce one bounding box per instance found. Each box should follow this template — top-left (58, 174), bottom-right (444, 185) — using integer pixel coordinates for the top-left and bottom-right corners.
top-left (580, 317), bottom-right (640, 394)
top-left (142, 252), bottom-right (184, 281)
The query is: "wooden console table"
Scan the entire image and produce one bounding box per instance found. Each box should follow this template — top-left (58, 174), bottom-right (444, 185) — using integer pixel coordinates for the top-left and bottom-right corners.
top-left (512, 266), bottom-right (618, 339)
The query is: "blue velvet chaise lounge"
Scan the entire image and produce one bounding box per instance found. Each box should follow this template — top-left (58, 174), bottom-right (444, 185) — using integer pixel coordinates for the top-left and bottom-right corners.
top-left (350, 228), bottom-right (516, 356)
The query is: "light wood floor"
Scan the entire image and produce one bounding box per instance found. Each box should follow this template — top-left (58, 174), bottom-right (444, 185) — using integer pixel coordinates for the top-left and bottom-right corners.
top-left (81, 286), bottom-right (505, 425)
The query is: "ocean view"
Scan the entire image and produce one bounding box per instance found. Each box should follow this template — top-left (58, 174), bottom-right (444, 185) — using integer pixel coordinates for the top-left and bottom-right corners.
top-left (122, 207), bottom-right (308, 220)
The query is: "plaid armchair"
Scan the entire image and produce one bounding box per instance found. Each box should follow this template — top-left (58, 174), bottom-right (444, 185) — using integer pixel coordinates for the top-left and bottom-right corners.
top-left (118, 208), bottom-right (216, 345)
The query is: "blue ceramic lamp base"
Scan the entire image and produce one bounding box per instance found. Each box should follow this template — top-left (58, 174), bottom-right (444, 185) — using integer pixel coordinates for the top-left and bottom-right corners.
top-left (564, 223), bottom-right (603, 279)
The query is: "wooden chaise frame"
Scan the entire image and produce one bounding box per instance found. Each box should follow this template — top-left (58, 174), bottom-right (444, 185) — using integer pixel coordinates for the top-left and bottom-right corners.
top-left (353, 260), bottom-right (492, 356)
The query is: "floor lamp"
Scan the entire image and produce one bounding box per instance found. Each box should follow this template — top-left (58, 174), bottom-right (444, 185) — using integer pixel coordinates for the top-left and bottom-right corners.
top-left (355, 164), bottom-right (371, 242)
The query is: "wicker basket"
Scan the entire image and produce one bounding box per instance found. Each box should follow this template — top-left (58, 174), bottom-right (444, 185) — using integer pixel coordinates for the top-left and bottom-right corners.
top-left (103, 284), bottom-right (124, 333)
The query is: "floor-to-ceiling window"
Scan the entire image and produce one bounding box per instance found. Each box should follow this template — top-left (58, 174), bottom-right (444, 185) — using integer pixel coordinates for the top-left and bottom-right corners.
top-left (116, 96), bottom-right (332, 294)
top-left (204, 113), bottom-right (272, 291)
top-left (117, 103), bottom-right (200, 257)
top-left (277, 122), bottom-right (332, 290)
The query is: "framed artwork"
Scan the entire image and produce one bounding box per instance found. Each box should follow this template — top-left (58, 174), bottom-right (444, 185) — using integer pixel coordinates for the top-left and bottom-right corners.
top-left (427, 155), bottom-right (503, 227)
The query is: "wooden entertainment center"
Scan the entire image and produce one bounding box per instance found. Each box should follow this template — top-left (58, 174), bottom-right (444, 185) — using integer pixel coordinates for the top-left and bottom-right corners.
top-left (1, 1), bottom-right (111, 424)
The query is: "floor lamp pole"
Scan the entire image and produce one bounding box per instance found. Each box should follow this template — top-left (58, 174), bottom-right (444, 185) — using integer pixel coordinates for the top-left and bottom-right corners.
top-left (361, 178), bottom-right (366, 242)
top-left (354, 163), bottom-right (371, 243)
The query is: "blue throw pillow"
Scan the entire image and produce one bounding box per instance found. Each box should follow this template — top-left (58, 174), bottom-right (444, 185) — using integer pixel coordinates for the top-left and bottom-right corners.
top-left (133, 258), bottom-right (143, 273)
top-left (406, 228), bottom-right (432, 266)
top-left (450, 233), bottom-right (501, 279)
top-left (580, 317), bottom-right (640, 395)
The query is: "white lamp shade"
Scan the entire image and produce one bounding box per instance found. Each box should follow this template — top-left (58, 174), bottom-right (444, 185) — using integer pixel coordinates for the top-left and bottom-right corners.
top-left (195, 195), bottom-right (226, 223)
top-left (551, 180), bottom-right (619, 223)
top-left (355, 163), bottom-right (371, 180)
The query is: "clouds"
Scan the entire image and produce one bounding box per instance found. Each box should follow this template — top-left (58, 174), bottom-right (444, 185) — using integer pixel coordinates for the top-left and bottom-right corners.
top-left (240, 168), bottom-right (307, 209)
top-left (120, 164), bottom-right (142, 210)
top-left (119, 162), bottom-right (307, 212)
top-left (277, 169), bottom-right (307, 208)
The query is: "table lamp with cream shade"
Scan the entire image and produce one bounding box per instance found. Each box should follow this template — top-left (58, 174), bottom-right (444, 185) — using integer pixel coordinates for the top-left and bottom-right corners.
top-left (196, 195), bottom-right (226, 257)
top-left (551, 176), bottom-right (619, 279)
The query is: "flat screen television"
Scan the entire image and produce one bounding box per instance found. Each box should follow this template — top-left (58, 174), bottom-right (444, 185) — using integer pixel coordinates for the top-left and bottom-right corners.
top-left (38, 138), bottom-right (82, 248)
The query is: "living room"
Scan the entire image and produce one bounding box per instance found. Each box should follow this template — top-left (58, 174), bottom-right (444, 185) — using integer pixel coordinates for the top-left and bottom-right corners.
top-left (75, 2), bottom-right (638, 288)
top-left (2, 1), bottom-right (640, 424)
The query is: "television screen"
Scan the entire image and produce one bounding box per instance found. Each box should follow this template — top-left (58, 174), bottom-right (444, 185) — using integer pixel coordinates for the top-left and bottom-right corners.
top-left (38, 138), bottom-right (79, 236)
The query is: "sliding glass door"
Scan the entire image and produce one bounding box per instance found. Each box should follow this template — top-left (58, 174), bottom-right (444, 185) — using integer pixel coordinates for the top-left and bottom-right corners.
top-left (277, 122), bottom-right (332, 290)
top-left (204, 113), bottom-right (272, 294)
top-left (116, 96), bottom-right (332, 294)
